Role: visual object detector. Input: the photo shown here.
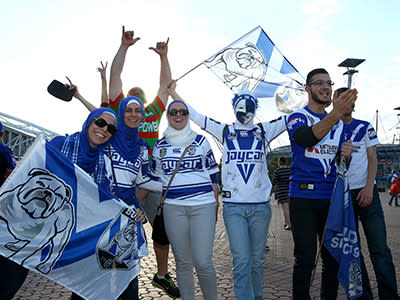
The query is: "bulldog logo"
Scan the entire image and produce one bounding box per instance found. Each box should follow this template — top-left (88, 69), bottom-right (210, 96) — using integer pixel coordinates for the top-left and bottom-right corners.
top-left (97, 207), bottom-right (139, 270)
top-left (0, 168), bottom-right (74, 274)
top-left (204, 42), bottom-right (266, 92)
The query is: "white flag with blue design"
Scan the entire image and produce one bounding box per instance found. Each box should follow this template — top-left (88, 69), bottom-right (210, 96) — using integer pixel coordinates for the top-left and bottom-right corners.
top-left (204, 26), bottom-right (307, 113)
top-left (323, 157), bottom-right (363, 299)
top-left (0, 136), bottom-right (147, 300)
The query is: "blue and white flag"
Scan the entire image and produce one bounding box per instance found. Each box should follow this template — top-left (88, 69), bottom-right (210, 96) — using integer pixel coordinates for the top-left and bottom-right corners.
top-left (0, 136), bottom-right (147, 300)
top-left (203, 26), bottom-right (307, 113)
top-left (323, 157), bottom-right (363, 299)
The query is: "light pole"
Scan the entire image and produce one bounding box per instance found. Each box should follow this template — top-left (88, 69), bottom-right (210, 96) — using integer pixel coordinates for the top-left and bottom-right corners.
top-left (338, 58), bottom-right (365, 88)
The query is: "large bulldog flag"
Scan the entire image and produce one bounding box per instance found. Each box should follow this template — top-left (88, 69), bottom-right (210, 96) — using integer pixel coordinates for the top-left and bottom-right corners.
top-left (203, 26), bottom-right (307, 113)
top-left (323, 157), bottom-right (363, 299)
top-left (0, 136), bottom-right (147, 300)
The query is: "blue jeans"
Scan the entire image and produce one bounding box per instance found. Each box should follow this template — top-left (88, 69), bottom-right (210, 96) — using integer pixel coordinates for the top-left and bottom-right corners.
top-left (351, 186), bottom-right (400, 300)
top-left (223, 202), bottom-right (271, 300)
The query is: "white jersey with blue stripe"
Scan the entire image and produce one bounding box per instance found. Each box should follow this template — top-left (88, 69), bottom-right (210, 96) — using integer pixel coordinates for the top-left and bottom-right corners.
top-left (150, 134), bottom-right (219, 206)
top-left (343, 119), bottom-right (379, 189)
top-left (186, 103), bottom-right (286, 204)
top-left (286, 107), bottom-right (345, 199)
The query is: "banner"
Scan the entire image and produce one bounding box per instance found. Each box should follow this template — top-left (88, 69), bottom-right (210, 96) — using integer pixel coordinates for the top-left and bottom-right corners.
top-left (203, 26), bottom-right (307, 113)
top-left (323, 157), bottom-right (363, 299)
top-left (0, 136), bottom-right (147, 300)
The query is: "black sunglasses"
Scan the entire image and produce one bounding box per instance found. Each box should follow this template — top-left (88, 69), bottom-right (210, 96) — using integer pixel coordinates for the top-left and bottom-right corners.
top-left (94, 117), bottom-right (117, 134)
top-left (168, 108), bottom-right (189, 118)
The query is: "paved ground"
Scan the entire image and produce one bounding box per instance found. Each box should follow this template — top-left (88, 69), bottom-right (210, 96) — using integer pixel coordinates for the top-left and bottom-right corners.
top-left (13, 193), bottom-right (400, 299)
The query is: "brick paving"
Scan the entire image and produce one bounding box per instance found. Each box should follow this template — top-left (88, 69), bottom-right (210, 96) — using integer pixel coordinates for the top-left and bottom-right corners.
top-left (12, 192), bottom-right (400, 299)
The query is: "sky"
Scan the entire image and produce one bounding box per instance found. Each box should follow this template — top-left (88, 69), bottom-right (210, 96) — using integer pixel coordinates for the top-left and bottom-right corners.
top-left (1, 0), bottom-right (400, 158)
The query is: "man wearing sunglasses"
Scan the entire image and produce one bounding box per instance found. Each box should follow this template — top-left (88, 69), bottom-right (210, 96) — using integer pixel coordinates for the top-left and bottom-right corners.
top-left (285, 68), bottom-right (357, 299)
top-left (107, 26), bottom-right (180, 298)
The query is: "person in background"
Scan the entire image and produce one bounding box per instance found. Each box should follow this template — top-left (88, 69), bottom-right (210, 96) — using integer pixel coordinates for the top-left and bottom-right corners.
top-left (271, 156), bottom-right (291, 230)
top-left (150, 100), bottom-right (219, 300)
top-left (0, 121), bottom-right (29, 300)
top-left (388, 172), bottom-right (400, 207)
top-left (168, 81), bottom-right (286, 300)
top-left (285, 68), bottom-right (356, 299)
top-left (339, 86), bottom-right (400, 300)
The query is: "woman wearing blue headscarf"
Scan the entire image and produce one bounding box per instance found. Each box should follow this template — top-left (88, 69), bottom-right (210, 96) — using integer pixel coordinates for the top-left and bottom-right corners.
top-left (50, 107), bottom-right (117, 191)
top-left (49, 107), bottom-right (117, 300)
top-left (106, 96), bottom-right (162, 300)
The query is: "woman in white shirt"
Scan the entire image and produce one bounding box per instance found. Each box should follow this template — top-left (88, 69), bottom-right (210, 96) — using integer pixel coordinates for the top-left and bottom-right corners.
top-left (150, 100), bottom-right (219, 300)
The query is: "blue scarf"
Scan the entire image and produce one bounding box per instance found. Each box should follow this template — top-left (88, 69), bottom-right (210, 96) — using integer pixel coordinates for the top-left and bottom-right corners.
top-left (113, 96), bottom-right (148, 162)
top-left (60, 108), bottom-right (116, 188)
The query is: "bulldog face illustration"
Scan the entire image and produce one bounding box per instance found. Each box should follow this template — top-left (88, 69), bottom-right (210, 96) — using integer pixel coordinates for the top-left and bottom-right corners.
top-left (0, 168), bottom-right (75, 274)
top-left (17, 169), bottom-right (72, 219)
top-left (204, 42), bottom-right (266, 92)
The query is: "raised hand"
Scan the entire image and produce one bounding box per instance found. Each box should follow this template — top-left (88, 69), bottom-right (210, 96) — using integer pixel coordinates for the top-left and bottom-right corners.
top-left (121, 25), bottom-right (140, 47)
top-left (149, 37), bottom-right (169, 57)
top-left (97, 61), bottom-right (108, 81)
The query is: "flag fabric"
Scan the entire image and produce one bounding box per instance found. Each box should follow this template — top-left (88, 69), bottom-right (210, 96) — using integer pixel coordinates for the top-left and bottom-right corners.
top-left (323, 157), bottom-right (363, 299)
top-left (203, 26), bottom-right (307, 113)
top-left (0, 136), bottom-right (147, 300)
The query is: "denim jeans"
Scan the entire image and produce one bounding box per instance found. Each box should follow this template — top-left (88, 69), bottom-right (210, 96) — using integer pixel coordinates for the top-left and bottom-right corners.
top-left (223, 202), bottom-right (271, 300)
top-left (352, 186), bottom-right (400, 300)
top-left (290, 197), bottom-right (339, 300)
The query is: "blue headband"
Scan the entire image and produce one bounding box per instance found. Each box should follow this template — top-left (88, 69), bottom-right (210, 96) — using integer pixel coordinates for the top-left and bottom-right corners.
top-left (167, 100), bottom-right (188, 112)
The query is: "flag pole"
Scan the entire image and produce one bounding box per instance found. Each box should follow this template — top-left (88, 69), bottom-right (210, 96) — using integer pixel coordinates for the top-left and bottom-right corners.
top-left (176, 62), bottom-right (204, 82)
top-left (310, 227), bottom-right (327, 286)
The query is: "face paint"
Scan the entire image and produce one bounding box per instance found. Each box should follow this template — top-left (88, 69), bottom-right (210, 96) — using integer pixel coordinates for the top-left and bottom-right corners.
top-left (234, 98), bottom-right (255, 125)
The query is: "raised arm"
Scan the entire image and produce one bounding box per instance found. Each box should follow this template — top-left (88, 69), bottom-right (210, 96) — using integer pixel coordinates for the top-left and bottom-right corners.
top-left (149, 38), bottom-right (171, 107)
top-left (97, 61), bottom-right (109, 107)
top-left (66, 76), bottom-right (96, 112)
top-left (109, 26), bottom-right (140, 101)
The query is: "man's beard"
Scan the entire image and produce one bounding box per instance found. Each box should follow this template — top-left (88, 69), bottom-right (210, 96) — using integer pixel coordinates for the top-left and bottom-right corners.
top-left (311, 89), bottom-right (331, 106)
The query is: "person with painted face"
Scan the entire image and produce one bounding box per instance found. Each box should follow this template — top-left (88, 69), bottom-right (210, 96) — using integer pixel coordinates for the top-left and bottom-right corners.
top-left (150, 100), bottom-right (220, 300)
top-left (285, 69), bottom-right (357, 299)
top-left (168, 82), bottom-right (286, 300)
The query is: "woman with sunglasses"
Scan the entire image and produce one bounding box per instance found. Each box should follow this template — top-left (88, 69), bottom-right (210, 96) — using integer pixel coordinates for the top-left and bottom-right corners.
top-left (49, 107), bottom-right (117, 300)
top-left (105, 96), bottom-right (162, 300)
top-left (49, 107), bottom-right (117, 186)
top-left (150, 100), bottom-right (220, 300)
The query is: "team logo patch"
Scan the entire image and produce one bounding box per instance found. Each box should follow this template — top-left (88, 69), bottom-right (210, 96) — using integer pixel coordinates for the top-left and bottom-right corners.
top-left (172, 148), bottom-right (181, 153)
top-left (239, 131), bottom-right (248, 137)
top-left (97, 207), bottom-right (138, 270)
top-left (159, 148), bottom-right (167, 157)
top-left (187, 146), bottom-right (196, 155)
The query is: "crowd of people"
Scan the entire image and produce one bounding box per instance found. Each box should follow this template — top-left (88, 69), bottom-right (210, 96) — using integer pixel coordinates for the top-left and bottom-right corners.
top-left (1, 25), bottom-right (399, 300)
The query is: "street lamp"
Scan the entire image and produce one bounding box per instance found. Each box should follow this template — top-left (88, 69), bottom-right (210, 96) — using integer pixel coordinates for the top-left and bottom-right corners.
top-left (338, 58), bottom-right (365, 88)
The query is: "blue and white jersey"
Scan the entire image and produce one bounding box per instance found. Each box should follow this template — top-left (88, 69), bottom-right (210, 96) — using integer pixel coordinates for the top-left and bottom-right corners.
top-left (107, 144), bottom-right (162, 206)
top-left (187, 103), bottom-right (286, 204)
top-left (150, 135), bottom-right (219, 206)
top-left (286, 107), bottom-right (345, 199)
top-left (343, 119), bottom-right (379, 190)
